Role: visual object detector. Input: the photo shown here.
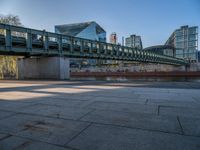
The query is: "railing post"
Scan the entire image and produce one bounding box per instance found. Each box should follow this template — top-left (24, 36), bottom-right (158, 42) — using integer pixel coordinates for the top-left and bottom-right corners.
top-left (89, 41), bottom-right (92, 54)
top-left (153, 54), bottom-right (156, 62)
top-left (117, 45), bottom-right (119, 57)
top-left (139, 51), bottom-right (141, 61)
top-left (149, 52), bottom-right (152, 62)
top-left (70, 37), bottom-right (73, 53)
top-left (154, 54), bottom-right (157, 62)
top-left (127, 48), bottom-right (130, 59)
top-left (146, 52), bottom-right (149, 62)
top-left (80, 40), bottom-right (83, 53)
top-left (104, 43), bottom-right (107, 56)
top-left (43, 31), bottom-right (48, 52)
top-left (111, 45), bottom-right (114, 56)
top-left (131, 49), bottom-right (134, 58)
top-left (143, 52), bottom-right (146, 61)
top-left (121, 46), bottom-right (124, 57)
top-left (58, 34), bottom-right (62, 54)
top-left (26, 29), bottom-right (32, 51)
top-left (135, 50), bottom-right (138, 60)
top-left (5, 24), bottom-right (12, 51)
top-left (151, 53), bottom-right (154, 62)
top-left (97, 42), bottom-right (100, 54)
top-left (128, 48), bottom-right (130, 60)
top-left (130, 49), bottom-right (133, 61)
top-left (141, 51), bottom-right (143, 60)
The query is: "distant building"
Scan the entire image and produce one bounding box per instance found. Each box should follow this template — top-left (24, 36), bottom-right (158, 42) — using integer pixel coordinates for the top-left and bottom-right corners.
top-left (143, 45), bottom-right (175, 57)
top-left (55, 21), bottom-right (106, 42)
top-left (165, 25), bottom-right (198, 62)
top-left (125, 34), bottom-right (143, 50)
top-left (110, 32), bottom-right (117, 44)
top-left (55, 21), bottom-right (106, 66)
top-left (122, 36), bottom-right (125, 46)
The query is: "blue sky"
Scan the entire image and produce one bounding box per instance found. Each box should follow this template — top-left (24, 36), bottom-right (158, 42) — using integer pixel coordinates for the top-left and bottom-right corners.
top-left (0, 0), bottom-right (199, 48)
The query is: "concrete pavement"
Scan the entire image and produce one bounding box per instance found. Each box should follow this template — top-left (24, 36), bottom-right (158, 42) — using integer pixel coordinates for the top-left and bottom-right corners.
top-left (0, 80), bottom-right (200, 150)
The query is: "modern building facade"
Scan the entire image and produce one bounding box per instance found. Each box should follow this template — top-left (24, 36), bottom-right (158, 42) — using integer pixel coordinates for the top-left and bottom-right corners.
top-left (55, 21), bottom-right (106, 66)
top-left (165, 25), bottom-right (198, 62)
top-left (125, 34), bottom-right (143, 50)
top-left (55, 21), bottom-right (106, 42)
top-left (143, 45), bottom-right (175, 57)
top-left (110, 32), bottom-right (117, 44)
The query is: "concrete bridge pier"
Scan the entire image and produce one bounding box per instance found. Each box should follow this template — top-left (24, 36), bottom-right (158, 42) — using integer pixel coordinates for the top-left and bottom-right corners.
top-left (17, 57), bottom-right (70, 80)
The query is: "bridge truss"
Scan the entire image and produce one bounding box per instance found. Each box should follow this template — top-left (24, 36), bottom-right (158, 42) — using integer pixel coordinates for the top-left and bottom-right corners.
top-left (0, 23), bottom-right (188, 65)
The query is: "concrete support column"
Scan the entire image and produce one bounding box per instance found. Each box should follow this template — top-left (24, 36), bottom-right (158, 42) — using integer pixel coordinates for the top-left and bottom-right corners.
top-left (17, 57), bottom-right (70, 80)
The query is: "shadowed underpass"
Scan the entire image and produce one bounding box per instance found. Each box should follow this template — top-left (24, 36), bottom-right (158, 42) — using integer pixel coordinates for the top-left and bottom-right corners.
top-left (0, 80), bottom-right (200, 150)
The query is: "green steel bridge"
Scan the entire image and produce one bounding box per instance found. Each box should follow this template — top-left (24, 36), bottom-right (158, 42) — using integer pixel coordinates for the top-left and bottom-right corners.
top-left (0, 23), bottom-right (188, 65)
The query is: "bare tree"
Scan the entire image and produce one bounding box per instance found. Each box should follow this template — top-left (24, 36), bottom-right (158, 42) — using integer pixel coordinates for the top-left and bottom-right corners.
top-left (0, 14), bottom-right (23, 79)
top-left (0, 14), bottom-right (22, 26)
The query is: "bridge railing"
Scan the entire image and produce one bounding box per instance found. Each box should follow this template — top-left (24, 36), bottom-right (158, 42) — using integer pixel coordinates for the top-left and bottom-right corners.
top-left (0, 23), bottom-right (188, 65)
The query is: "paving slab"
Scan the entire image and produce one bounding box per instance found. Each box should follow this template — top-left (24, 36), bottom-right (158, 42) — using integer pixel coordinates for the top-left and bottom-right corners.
top-left (83, 92), bottom-right (141, 99)
top-left (0, 100), bottom-right (34, 112)
top-left (91, 96), bottom-right (146, 104)
top-left (34, 87), bottom-right (98, 94)
top-left (68, 124), bottom-right (200, 150)
top-left (179, 116), bottom-right (200, 137)
top-left (85, 101), bottom-right (158, 114)
top-left (0, 114), bottom-right (90, 145)
top-left (159, 106), bottom-right (200, 118)
top-left (18, 103), bottom-right (93, 120)
top-left (140, 93), bottom-right (195, 102)
top-left (0, 114), bottom-right (49, 134)
top-left (31, 98), bottom-right (91, 108)
top-left (0, 133), bottom-right (10, 140)
top-left (81, 110), bottom-right (182, 134)
top-left (0, 91), bottom-right (53, 101)
top-left (50, 94), bottom-right (95, 101)
top-left (147, 98), bottom-right (200, 108)
top-left (18, 94), bottom-right (95, 105)
top-left (0, 136), bottom-right (70, 150)
top-left (0, 110), bottom-right (16, 120)
top-left (193, 96), bottom-right (200, 103)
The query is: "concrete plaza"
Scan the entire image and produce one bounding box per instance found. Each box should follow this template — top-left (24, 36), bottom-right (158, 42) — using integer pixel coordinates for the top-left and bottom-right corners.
top-left (0, 80), bottom-right (200, 150)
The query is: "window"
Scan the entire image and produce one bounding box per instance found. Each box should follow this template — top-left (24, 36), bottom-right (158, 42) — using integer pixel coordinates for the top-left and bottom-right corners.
top-left (176, 42), bottom-right (184, 48)
top-left (176, 36), bottom-right (183, 42)
top-left (176, 49), bottom-right (183, 55)
top-left (188, 27), bottom-right (198, 34)
top-left (176, 31), bottom-right (183, 37)
top-left (176, 54), bottom-right (183, 58)
top-left (188, 41), bottom-right (196, 47)
top-left (188, 34), bottom-right (197, 41)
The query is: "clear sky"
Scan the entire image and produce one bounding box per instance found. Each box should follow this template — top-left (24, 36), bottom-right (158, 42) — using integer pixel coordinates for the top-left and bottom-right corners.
top-left (0, 0), bottom-right (199, 48)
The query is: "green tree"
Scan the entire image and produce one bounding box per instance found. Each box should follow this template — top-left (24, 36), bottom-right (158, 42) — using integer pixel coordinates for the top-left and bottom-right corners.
top-left (0, 14), bottom-right (23, 79)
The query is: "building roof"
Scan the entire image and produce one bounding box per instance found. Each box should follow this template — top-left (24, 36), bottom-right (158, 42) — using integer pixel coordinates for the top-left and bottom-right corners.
top-left (55, 21), bottom-right (106, 37)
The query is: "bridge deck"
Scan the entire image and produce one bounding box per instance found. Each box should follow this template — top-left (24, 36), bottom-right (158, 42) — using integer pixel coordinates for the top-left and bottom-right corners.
top-left (0, 23), bottom-right (188, 65)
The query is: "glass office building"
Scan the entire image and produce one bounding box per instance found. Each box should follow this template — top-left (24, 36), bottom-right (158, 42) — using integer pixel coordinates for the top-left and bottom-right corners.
top-left (55, 21), bottom-right (106, 42)
top-left (166, 25), bottom-right (198, 62)
top-left (125, 34), bottom-right (143, 50)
